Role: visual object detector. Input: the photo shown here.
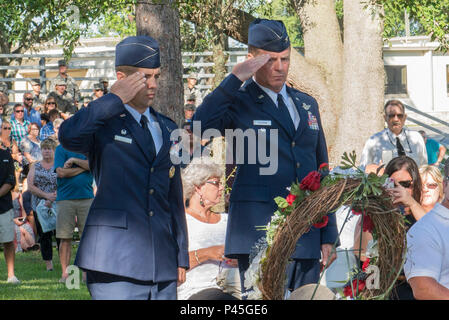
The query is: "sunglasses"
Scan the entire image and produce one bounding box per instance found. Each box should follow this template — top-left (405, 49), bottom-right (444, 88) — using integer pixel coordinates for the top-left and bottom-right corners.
top-left (395, 180), bottom-right (413, 188)
top-left (387, 113), bottom-right (404, 120)
top-left (2, 127), bottom-right (11, 130)
top-left (15, 110), bottom-right (24, 113)
top-left (24, 98), bottom-right (33, 101)
top-left (206, 180), bottom-right (221, 187)
top-left (423, 183), bottom-right (439, 190)
top-left (47, 102), bottom-right (56, 105)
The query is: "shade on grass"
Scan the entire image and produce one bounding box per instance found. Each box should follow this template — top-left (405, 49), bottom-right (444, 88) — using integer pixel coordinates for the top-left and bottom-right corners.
top-left (0, 246), bottom-right (90, 300)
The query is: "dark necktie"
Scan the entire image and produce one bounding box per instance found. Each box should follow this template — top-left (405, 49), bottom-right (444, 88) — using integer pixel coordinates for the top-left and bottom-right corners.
top-left (277, 94), bottom-right (295, 131)
top-left (140, 115), bottom-right (157, 157)
top-left (396, 137), bottom-right (406, 156)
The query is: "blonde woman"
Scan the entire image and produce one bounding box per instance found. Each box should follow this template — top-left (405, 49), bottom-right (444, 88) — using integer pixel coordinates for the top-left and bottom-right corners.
top-left (27, 138), bottom-right (59, 271)
top-left (419, 165), bottom-right (444, 213)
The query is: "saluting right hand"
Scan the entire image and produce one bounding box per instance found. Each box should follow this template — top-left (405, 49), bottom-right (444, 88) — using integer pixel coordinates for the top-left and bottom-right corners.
top-left (110, 72), bottom-right (147, 104)
top-left (231, 54), bottom-right (271, 82)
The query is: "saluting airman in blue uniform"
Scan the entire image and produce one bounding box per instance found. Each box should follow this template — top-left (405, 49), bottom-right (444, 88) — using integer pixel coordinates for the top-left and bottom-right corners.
top-left (194, 19), bottom-right (339, 296)
top-left (59, 36), bottom-right (189, 300)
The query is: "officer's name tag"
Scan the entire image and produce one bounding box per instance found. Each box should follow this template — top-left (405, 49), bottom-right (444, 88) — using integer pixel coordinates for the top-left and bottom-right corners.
top-left (253, 120), bottom-right (271, 126)
top-left (114, 135), bottom-right (132, 144)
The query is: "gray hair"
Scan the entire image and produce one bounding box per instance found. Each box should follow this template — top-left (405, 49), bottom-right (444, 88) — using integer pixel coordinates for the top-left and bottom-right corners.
top-left (182, 157), bottom-right (224, 200)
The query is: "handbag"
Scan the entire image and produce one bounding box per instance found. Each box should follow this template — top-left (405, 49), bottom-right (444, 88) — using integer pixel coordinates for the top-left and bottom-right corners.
top-left (36, 199), bottom-right (57, 233)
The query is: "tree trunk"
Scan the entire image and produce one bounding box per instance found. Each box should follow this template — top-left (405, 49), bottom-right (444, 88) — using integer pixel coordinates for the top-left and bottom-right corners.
top-left (212, 32), bottom-right (229, 87)
top-left (292, 0), bottom-right (344, 166)
top-left (337, 1), bottom-right (385, 165)
top-left (136, 0), bottom-right (184, 126)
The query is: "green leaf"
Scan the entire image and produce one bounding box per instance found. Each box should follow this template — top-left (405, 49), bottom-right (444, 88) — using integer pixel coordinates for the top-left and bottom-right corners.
top-left (274, 196), bottom-right (289, 209)
top-left (290, 183), bottom-right (301, 196)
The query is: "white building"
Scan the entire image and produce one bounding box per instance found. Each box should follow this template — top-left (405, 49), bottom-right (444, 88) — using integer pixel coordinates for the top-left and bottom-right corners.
top-left (384, 36), bottom-right (449, 123)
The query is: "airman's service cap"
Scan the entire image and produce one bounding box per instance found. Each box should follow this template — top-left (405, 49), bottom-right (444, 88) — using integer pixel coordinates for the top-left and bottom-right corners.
top-left (115, 36), bottom-right (161, 69)
top-left (248, 19), bottom-right (290, 52)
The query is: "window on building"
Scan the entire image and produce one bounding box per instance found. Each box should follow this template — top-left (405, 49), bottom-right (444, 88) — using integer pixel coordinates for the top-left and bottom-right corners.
top-left (385, 65), bottom-right (407, 95)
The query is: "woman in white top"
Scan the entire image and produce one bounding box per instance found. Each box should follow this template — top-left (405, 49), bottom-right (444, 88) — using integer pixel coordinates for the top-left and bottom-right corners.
top-left (177, 158), bottom-right (240, 300)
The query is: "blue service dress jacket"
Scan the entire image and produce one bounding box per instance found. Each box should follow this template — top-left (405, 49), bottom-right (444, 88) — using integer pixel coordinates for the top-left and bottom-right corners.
top-left (59, 93), bottom-right (189, 283)
top-left (193, 74), bottom-right (339, 260)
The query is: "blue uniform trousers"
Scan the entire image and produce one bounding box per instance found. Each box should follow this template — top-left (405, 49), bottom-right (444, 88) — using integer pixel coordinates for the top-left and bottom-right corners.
top-left (86, 270), bottom-right (177, 300)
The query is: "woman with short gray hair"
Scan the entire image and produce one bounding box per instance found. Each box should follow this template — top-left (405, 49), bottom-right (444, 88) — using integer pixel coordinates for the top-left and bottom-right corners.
top-left (177, 157), bottom-right (240, 300)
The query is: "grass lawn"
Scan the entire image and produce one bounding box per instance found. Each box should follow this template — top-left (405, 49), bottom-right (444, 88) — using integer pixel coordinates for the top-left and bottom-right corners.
top-left (0, 244), bottom-right (90, 300)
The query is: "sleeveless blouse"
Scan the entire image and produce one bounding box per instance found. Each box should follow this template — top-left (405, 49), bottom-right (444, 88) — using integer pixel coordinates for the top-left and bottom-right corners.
top-left (31, 161), bottom-right (57, 211)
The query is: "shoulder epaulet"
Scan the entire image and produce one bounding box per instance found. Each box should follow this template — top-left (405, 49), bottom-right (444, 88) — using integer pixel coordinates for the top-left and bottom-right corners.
top-left (157, 113), bottom-right (178, 129)
top-left (290, 87), bottom-right (315, 100)
top-left (158, 113), bottom-right (175, 123)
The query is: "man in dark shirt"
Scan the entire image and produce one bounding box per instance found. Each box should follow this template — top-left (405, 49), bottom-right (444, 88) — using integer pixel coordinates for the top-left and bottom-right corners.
top-left (0, 148), bottom-right (19, 284)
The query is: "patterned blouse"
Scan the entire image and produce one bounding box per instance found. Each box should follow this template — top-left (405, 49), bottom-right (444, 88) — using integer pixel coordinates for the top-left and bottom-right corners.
top-left (31, 161), bottom-right (57, 211)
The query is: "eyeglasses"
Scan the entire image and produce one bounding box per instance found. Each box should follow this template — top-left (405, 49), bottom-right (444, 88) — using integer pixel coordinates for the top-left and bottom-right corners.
top-left (15, 110), bottom-right (24, 113)
top-left (387, 113), bottom-right (404, 120)
top-left (206, 180), bottom-right (222, 187)
top-left (395, 180), bottom-right (413, 188)
top-left (423, 183), bottom-right (439, 190)
top-left (2, 127), bottom-right (11, 130)
top-left (46, 102), bottom-right (56, 105)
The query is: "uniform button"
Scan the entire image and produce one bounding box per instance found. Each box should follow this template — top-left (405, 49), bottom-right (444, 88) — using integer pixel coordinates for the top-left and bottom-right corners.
top-left (149, 211), bottom-right (154, 217)
top-left (296, 162), bottom-right (301, 168)
top-left (291, 142), bottom-right (295, 147)
top-left (149, 189), bottom-right (154, 195)
top-left (150, 167), bottom-right (154, 173)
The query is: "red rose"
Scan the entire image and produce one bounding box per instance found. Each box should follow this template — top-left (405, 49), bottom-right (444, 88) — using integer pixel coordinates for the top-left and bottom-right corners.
top-left (362, 215), bottom-right (374, 233)
top-left (319, 163), bottom-right (329, 170)
top-left (286, 194), bottom-right (297, 206)
top-left (313, 215), bottom-right (329, 229)
top-left (300, 171), bottom-right (321, 191)
top-left (351, 209), bottom-right (362, 216)
top-left (343, 279), bottom-right (366, 298)
top-left (362, 258), bottom-right (370, 272)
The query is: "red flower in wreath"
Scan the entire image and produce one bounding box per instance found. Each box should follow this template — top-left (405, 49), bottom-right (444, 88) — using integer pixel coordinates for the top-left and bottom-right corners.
top-left (300, 171), bottom-right (321, 191)
top-left (313, 215), bottom-right (329, 229)
top-left (319, 163), bottom-right (329, 171)
top-left (343, 279), bottom-right (366, 298)
top-left (351, 209), bottom-right (363, 216)
top-left (362, 258), bottom-right (371, 272)
top-left (286, 194), bottom-right (297, 206)
top-left (362, 215), bottom-right (374, 233)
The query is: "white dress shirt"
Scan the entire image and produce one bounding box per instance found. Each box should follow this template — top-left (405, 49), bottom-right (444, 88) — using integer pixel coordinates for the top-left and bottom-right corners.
top-left (360, 127), bottom-right (427, 168)
top-left (124, 104), bottom-right (163, 154)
